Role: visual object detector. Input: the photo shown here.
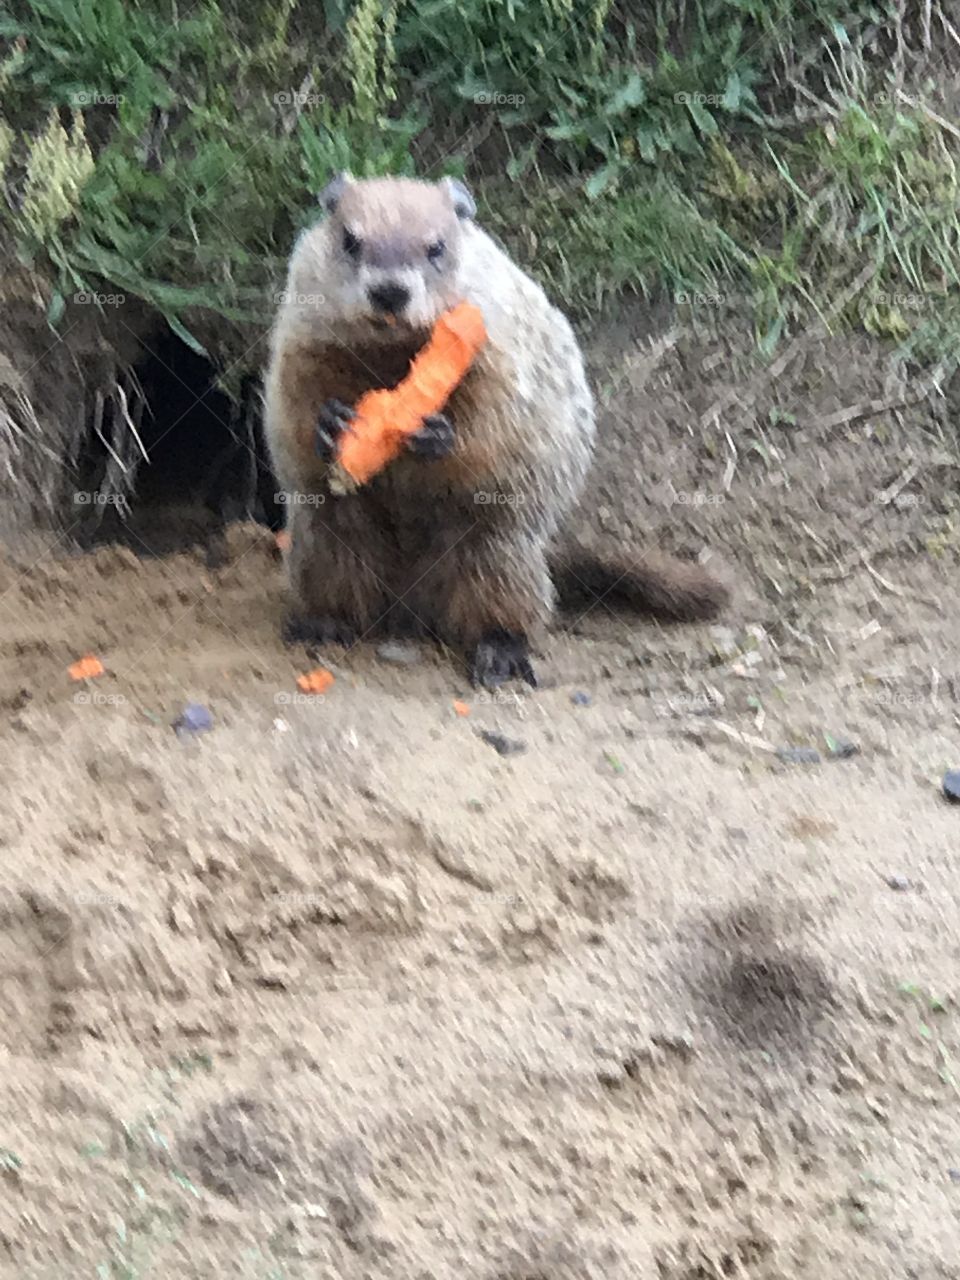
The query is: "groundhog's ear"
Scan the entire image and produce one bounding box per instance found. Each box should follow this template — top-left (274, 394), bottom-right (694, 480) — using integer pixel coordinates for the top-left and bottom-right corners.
top-left (318, 172), bottom-right (353, 214)
top-left (441, 176), bottom-right (476, 221)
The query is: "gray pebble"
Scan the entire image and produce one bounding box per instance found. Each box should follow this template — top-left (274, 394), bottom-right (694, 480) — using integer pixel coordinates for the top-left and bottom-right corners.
top-left (776, 746), bottom-right (822, 765)
top-left (173, 702), bottom-right (213, 736)
top-left (709, 626), bottom-right (740, 659)
top-left (376, 642), bottom-right (420, 666)
top-left (885, 875), bottom-right (910, 891)
top-left (570, 690), bottom-right (592, 706)
top-left (651, 1031), bottom-right (696, 1061)
top-left (478, 730), bottom-right (526, 757)
top-left (943, 770), bottom-right (960, 804)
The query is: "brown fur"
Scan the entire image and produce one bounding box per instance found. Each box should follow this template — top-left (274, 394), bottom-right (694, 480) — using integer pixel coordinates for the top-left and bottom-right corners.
top-left (263, 176), bottom-right (727, 673)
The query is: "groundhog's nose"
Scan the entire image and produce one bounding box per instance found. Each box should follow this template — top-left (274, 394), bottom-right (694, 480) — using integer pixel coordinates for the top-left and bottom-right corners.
top-left (367, 281), bottom-right (411, 314)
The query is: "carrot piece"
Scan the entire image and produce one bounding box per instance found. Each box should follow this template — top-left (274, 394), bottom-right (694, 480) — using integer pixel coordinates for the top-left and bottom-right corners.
top-left (452, 699), bottom-right (471, 717)
top-left (296, 667), bottom-right (335, 694)
top-left (68, 654), bottom-right (104, 680)
top-left (335, 301), bottom-right (487, 486)
top-left (275, 530), bottom-right (291, 553)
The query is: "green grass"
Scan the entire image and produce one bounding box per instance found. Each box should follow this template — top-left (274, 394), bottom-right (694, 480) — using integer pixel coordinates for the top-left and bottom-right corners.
top-left (1, 0), bottom-right (959, 376)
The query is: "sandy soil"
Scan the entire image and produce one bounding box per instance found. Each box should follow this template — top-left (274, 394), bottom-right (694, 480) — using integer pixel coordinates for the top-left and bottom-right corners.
top-left (2, 315), bottom-right (960, 1278)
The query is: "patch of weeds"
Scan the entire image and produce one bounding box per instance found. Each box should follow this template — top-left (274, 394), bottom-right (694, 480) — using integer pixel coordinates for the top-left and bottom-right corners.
top-left (83, 1051), bottom-right (297, 1275)
top-left (899, 981), bottom-right (959, 1094)
top-left (484, 171), bottom-right (751, 314)
top-left (86, 1056), bottom-right (205, 1276)
top-left (0, 0), bottom-right (958, 373)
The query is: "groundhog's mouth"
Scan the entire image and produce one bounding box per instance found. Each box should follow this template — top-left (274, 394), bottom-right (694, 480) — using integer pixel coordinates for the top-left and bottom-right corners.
top-left (363, 314), bottom-right (431, 342)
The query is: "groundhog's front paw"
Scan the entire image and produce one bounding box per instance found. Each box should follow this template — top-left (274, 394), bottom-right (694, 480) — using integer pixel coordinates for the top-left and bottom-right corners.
top-left (315, 398), bottom-right (356, 461)
top-left (470, 628), bottom-right (538, 690)
top-left (407, 412), bottom-right (454, 460)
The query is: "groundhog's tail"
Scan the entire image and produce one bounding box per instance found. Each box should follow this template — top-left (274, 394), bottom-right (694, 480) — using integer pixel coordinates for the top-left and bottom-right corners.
top-left (550, 541), bottom-right (728, 621)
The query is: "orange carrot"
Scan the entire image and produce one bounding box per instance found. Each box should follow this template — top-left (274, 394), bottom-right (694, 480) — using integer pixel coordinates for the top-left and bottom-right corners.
top-left (296, 667), bottom-right (334, 695)
top-left (68, 654), bottom-right (104, 680)
top-left (335, 302), bottom-right (487, 486)
top-left (452, 699), bottom-right (471, 717)
top-left (275, 530), bottom-right (291, 553)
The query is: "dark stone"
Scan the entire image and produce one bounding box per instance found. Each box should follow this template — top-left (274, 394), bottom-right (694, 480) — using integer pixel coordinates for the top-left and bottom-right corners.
top-left (478, 730), bottom-right (527, 757)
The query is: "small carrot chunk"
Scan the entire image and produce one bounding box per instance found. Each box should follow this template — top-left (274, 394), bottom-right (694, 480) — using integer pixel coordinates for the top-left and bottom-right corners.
top-left (296, 667), bottom-right (335, 695)
top-left (68, 654), bottom-right (104, 680)
top-left (453, 700), bottom-right (471, 717)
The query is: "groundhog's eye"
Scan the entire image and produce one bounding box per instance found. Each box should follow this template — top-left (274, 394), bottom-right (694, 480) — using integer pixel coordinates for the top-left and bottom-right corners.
top-left (426, 240), bottom-right (445, 264)
top-left (342, 229), bottom-right (362, 260)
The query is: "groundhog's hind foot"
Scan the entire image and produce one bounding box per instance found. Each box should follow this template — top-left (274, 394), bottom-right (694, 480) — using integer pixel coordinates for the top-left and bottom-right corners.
top-left (470, 629), bottom-right (538, 691)
top-left (282, 612), bottom-right (357, 648)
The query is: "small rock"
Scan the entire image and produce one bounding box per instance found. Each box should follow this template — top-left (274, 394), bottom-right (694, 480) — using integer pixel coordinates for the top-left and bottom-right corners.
top-left (173, 703), bottom-right (213, 736)
top-left (835, 1067), bottom-right (865, 1092)
top-left (885, 875), bottom-right (910, 891)
top-left (570, 690), bottom-right (592, 706)
top-left (826, 734), bottom-right (859, 760)
top-left (167, 900), bottom-right (194, 934)
top-left (478, 730), bottom-right (526, 757)
top-left (510, 909), bottom-right (541, 937)
top-left (254, 971), bottom-right (290, 990)
top-left (212, 969), bottom-right (232, 995)
top-left (709, 626), bottom-right (740, 660)
top-left (730, 650), bottom-right (763, 678)
top-left (651, 1031), bottom-right (696, 1061)
top-left (376, 642), bottom-right (420, 666)
top-left (943, 770), bottom-right (960, 803)
top-left (776, 746), bottom-right (822, 765)
top-left (865, 1097), bottom-right (888, 1123)
top-left (948, 1168), bottom-right (960, 1184)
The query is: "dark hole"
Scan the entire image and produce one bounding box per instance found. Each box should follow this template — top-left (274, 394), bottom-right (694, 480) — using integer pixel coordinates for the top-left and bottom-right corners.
top-left (77, 330), bottom-right (282, 555)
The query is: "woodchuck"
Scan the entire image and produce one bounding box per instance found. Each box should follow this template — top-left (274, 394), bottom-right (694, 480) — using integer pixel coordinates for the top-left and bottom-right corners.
top-left (263, 173), bottom-right (727, 687)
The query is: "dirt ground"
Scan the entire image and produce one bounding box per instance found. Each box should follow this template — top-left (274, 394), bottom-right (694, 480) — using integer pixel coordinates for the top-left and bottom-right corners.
top-left (2, 312), bottom-right (960, 1278)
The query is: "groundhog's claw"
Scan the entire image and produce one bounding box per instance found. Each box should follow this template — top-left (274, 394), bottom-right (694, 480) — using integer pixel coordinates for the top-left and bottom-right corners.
top-left (282, 612), bottom-right (356, 648)
top-left (316, 398), bottom-right (356, 460)
top-left (471, 628), bottom-right (538, 690)
top-left (407, 412), bottom-right (455, 460)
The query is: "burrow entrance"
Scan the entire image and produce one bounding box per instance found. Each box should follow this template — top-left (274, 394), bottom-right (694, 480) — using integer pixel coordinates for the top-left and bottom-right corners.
top-left (76, 332), bottom-right (282, 556)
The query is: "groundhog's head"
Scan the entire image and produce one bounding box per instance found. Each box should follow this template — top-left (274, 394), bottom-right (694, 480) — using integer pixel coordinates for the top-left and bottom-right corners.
top-left (305, 174), bottom-right (475, 339)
